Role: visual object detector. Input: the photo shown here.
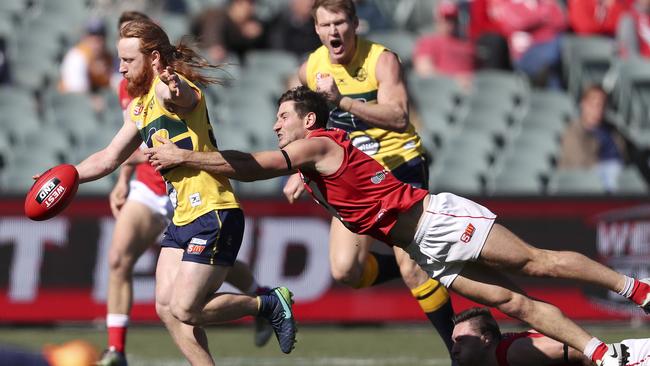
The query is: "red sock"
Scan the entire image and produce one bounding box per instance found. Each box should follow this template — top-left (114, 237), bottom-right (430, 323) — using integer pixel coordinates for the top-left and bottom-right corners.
top-left (591, 342), bottom-right (609, 363)
top-left (108, 326), bottom-right (127, 353)
top-left (630, 279), bottom-right (650, 305)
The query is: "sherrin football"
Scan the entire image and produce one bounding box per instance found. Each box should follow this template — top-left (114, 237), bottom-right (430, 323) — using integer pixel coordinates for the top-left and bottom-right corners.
top-left (24, 164), bottom-right (79, 221)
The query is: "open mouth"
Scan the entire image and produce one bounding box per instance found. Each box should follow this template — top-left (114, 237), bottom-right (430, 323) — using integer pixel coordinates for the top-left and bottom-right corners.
top-left (330, 39), bottom-right (343, 54)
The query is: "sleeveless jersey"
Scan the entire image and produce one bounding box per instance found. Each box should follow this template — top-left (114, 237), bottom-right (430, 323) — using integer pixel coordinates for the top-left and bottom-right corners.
top-left (496, 332), bottom-right (579, 366)
top-left (299, 128), bottom-right (428, 244)
top-left (118, 78), bottom-right (167, 196)
top-left (305, 37), bottom-right (424, 171)
top-left (129, 75), bottom-right (239, 225)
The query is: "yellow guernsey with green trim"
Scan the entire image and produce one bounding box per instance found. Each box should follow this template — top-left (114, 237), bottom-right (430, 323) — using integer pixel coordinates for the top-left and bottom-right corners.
top-left (130, 75), bottom-right (239, 226)
top-left (306, 37), bottom-right (424, 170)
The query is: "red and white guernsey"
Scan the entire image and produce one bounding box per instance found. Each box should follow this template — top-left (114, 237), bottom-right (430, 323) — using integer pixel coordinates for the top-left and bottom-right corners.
top-left (299, 128), bottom-right (429, 244)
top-left (118, 78), bottom-right (167, 196)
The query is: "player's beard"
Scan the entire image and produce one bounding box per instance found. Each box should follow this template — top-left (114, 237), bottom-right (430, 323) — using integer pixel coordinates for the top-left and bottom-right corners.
top-left (127, 66), bottom-right (155, 98)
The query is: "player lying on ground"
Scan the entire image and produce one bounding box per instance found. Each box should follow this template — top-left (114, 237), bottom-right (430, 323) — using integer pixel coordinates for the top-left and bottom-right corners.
top-left (146, 86), bottom-right (650, 366)
top-left (451, 307), bottom-right (646, 366)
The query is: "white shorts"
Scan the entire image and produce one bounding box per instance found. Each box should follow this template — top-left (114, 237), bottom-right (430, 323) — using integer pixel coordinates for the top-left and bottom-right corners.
top-left (404, 192), bottom-right (496, 288)
top-left (127, 180), bottom-right (173, 222)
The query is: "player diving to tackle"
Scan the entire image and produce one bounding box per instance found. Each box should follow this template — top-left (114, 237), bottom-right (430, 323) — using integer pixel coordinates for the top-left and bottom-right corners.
top-left (146, 86), bottom-right (650, 366)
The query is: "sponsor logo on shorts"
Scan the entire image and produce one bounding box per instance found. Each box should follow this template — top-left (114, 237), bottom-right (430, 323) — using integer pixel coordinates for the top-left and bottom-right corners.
top-left (370, 170), bottom-right (387, 184)
top-left (460, 223), bottom-right (476, 243)
top-left (187, 237), bottom-right (207, 254)
top-left (36, 177), bottom-right (67, 208)
top-left (375, 209), bottom-right (387, 222)
top-left (189, 193), bottom-right (202, 207)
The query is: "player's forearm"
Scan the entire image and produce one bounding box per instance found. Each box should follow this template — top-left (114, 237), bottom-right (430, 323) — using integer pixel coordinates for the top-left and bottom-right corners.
top-left (76, 150), bottom-right (121, 183)
top-left (338, 96), bottom-right (408, 131)
top-left (180, 150), bottom-right (284, 182)
top-left (116, 163), bottom-right (135, 185)
top-left (162, 78), bottom-right (197, 109)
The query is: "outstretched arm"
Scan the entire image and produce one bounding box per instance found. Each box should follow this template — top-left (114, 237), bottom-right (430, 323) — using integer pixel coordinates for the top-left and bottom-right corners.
top-left (145, 135), bottom-right (334, 181)
top-left (75, 119), bottom-right (142, 184)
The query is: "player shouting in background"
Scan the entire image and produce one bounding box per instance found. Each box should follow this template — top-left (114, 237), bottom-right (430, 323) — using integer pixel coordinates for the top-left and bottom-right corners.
top-left (284, 0), bottom-right (456, 357)
top-left (147, 86), bottom-right (650, 366)
top-left (97, 11), bottom-right (273, 366)
top-left (61, 19), bottom-right (296, 365)
top-left (451, 307), bottom-right (650, 366)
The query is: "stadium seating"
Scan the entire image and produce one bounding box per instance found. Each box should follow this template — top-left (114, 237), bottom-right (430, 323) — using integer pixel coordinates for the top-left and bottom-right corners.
top-left (562, 36), bottom-right (615, 100)
top-left (0, 0), bottom-right (645, 199)
top-left (547, 169), bottom-right (607, 195)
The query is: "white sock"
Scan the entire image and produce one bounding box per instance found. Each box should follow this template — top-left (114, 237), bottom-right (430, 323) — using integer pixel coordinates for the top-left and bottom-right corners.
top-left (107, 313), bottom-right (129, 328)
top-left (583, 337), bottom-right (604, 359)
top-left (617, 276), bottom-right (635, 298)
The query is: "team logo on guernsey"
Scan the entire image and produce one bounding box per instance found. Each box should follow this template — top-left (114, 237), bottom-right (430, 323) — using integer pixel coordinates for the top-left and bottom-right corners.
top-left (351, 135), bottom-right (379, 155)
top-left (354, 67), bottom-right (367, 81)
top-left (133, 102), bottom-right (144, 116)
top-left (370, 170), bottom-right (387, 184)
top-left (460, 223), bottom-right (476, 243)
top-left (187, 237), bottom-right (207, 254)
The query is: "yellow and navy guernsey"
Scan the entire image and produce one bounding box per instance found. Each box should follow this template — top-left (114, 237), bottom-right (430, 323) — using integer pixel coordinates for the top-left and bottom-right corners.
top-left (306, 37), bottom-right (424, 171)
top-left (130, 75), bottom-right (240, 226)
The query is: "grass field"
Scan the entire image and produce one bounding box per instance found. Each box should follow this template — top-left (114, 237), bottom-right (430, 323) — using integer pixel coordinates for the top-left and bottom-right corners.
top-left (0, 325), bottom-right (650, 366)
top-left (1, 324), bottom-right (649, 365)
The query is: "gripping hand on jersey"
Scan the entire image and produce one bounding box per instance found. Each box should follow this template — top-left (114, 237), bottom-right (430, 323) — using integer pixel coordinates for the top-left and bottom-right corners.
top-left (145, 135), bottom-right (186, 171)
top-left (315, 72), bottom-right (343, 106)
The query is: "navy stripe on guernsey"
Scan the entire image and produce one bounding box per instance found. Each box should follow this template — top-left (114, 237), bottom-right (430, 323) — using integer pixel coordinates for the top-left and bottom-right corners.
top-left (160, 208), bottom-right (245, 266)
top-left (328, 90), bottom-right (378, 131)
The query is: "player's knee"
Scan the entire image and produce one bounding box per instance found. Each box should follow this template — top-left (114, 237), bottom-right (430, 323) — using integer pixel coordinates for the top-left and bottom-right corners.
top-left (331, 266), bottom-right (360, 287)
top-left (521, 249), bottom-right (559, 277)
top-left (169, 302), bottom-right (200, 325)
top-left (496, 292), bottom-right (533, 320)
top-left (108, 250), bottom-right (136, 277)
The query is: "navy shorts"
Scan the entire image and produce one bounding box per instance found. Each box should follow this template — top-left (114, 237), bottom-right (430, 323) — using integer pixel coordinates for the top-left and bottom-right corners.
top-left (392, 156), bottom-right (429, 189)
top-left (161, 208), bottom-right (245, 266)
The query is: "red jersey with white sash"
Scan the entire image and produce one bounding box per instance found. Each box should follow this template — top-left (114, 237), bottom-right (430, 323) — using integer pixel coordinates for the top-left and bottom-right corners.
top-left (299, 128), bottom-right (428, 244)
top-left (118, 78), bottom-right (167, 196)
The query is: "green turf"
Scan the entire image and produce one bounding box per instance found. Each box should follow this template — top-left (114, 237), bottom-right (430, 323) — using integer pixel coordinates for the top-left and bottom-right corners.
top-left (0, 324), bottom-right (648, 365)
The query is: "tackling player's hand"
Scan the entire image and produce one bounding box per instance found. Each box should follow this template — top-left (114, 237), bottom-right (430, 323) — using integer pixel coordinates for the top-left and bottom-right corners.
top-left (109, 180), bottom-right (129, 218)
top-left (159, 66), bottom-right (181, 97)
top-left (144, 135), bottom-right (184, 171)
top-left (315, 72), bottom-right (343, 106)
top-left (282, 173), bottom-right (304, 204)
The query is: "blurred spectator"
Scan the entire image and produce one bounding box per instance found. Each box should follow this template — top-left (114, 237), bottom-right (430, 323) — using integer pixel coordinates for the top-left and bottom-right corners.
top-left (268, 0), bottom-right (320, 58)
top-left (59, 18), bottom-right (114, 94)
top-left (469, 0), bottom-right (512, 70)
top-left (0, 36), bottom-right (8, 84)
top-left (193, 0), bottom-right (268, 64)
top-left (413, 0), bottom-right (475, 88)
top-left (354, 0), bottom-right (392, 35)
top-left (558, 85), bottom-right (628, 191)
top-left (0, 339), bottom-right (99, 366)
top-left (489, 0), bottom-right (567, 89)
top-left (617, 0), bottom-right (650, 58)
top-left (569, 0), bottom-right (633, 36)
